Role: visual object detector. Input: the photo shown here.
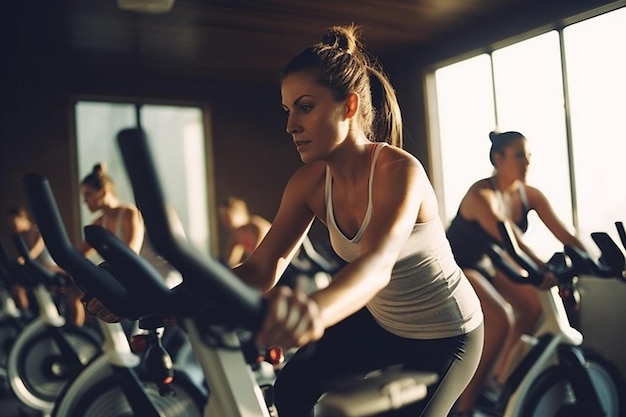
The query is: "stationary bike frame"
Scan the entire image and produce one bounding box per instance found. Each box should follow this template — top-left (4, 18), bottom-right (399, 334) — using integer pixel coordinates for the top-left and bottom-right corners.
top-left (4, 235), bottom-right (101, 417)
top-left (497, 286), bottom-right (603, 416)
top-left (22, 174), bottom-right (207, 417)
top-left (490, 221), bottom-right (625, 417)
top-left (0, 241), bottom-right (32, 386)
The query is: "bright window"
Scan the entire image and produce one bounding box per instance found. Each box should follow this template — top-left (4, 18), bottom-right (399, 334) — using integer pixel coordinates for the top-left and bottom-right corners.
top-left (430, 6), bottom-right (626, 258)
top-left (75, 101), bottom-right (210, 253)
top-left (433, 54), bottom-right (495, 223)
top-left (564, 7), bottom-right (626, 253)
top-left (492, 31), bottom-right (572, 256)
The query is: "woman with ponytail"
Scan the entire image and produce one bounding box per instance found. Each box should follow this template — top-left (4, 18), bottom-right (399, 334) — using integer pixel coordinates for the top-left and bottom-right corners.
top-left (78, 26), bottom-right (484, 416)
top-left (79, 163), bottom-right (144, 257)
top-left (231, 25), bottom-right (484, 416)
top-left (79, 163), bottom-right (182, 322)
top-left (446, 130), bottom-right (587, 416)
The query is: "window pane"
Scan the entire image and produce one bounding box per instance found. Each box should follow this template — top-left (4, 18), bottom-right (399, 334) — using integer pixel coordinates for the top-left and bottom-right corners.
top-left (492, 31), bottom-right (571, 257)
top-left (76, 102), bottom-right (210, 255)
top-left (564, 7), bottom-right (626, 252)
top-left (75, 101), bottom-right (136, 231)
top-left (141, 105), bottom-right (210, 253)
top-left (433, 54), bottom-right (496, 224)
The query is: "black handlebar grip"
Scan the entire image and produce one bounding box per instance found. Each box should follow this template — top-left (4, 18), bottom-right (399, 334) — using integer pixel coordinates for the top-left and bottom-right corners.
top-left (495, 221), bottom-right (544, 286)
top-left (84, 224), bottom-right (184, 315)
top-left (590, 232), bottom-right (625, 278)
top-left (486, 243), bottom-right (537, 285)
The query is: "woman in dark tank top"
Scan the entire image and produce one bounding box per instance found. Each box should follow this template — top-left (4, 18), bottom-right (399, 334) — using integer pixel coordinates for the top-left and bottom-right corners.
top-left (446, 130), bottom-right (588, 417)
top-left (447, 176), bottom-right (530, 273)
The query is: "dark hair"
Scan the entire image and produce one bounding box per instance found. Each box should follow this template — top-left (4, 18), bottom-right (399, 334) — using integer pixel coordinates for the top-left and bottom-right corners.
top-left (488, 131), bottom-right (525, 165)
top-left (81, 163), bottom-right (115, 193)
top-left (281, 24), bottom-right (403, 147)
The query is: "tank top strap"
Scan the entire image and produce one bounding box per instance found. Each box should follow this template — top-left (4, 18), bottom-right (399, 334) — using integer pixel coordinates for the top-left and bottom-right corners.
top-left (325, 165), bottom-right (332, 212)
top-left (325, 142), bottom-right (387, 241)
top-left (489, 177), bottom-right (530, 230)
top-left (116, 208), bottom-right (125, 237)
top-left (489, 177), bottom-right (506, 212)
top-left (518, 183), bottom-right (529, 212)
top-left (367, 143), bottom-right (386, 209)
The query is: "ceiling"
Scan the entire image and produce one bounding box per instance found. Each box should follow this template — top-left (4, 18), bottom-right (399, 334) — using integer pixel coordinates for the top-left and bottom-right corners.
top-left (9, 0), bottom-right (555, 83)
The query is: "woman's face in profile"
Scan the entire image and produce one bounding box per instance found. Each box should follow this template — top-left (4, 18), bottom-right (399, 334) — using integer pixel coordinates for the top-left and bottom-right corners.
top-left (281, 71), bottom-right (350, 164)
top-left (81, 185), bottom-right (104, 212)
top-left (498, 138), bottom-right (531, 181)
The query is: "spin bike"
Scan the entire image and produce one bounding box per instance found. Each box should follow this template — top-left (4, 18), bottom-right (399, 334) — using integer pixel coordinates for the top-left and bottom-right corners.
top-left (0, 239), bottom-right (34, 392)
top-left (22, 173), bottom-right (207, 417)
top-left (2, 233), bottom-right (101, 416)
top-left (481, 221), bottom-right (626, 417)
top-left (115, 126), bottom-right (439, 417)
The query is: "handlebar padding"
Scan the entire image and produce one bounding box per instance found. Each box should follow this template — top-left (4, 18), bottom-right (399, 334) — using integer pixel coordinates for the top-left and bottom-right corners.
top-left (589, 232), bottom-right (625, 278)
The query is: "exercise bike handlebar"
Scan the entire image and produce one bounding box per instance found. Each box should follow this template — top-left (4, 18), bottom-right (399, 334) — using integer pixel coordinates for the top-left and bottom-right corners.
top-left (485, 242), bottom-right (543, 285)
top-left (117, 127), bottom-right (266, 332)
top-left (493, 221), bottom-right (546, 285)
top-left (0, 237), bottom-right (36, 287)
top-left (496, 221), bottom-right (626, 284)
top-left (83, 224), bottom-right (203, 318)
top-left (581, 232), bottom-right (624, 279)
top-left (21, 174), bottom-right (145, 319)
top-left (10, 232), bottom-right (69, 288)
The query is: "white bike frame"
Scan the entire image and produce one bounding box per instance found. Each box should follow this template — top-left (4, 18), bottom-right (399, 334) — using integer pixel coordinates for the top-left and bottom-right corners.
top-left (8, 284), bottom-right (70, 416)
top-left (184, 320), bottom-right (272, 417)
top-left (501, 285), bottom-right (583, 417)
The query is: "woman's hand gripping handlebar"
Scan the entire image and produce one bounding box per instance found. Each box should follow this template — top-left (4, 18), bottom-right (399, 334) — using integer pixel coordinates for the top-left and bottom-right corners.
top-left (493, 221), bottom-right (626, 292)
top-left (486, 221), bottom-right (555, 288)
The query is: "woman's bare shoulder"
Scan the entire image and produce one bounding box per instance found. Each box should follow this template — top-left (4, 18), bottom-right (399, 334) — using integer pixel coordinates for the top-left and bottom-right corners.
top-left (118, 205), bottom-right (140, 220)
top-left (522, 183), bottom-right (549, 207)
top-left (461, 178), bottom-right (496, 211)
top-left (374, 145), bottom-right (425, 178)
top-left (289, 160), bottom-right (326, 186)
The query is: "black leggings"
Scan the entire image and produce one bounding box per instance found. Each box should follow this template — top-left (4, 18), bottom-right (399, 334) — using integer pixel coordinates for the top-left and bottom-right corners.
top-left (273, 308), bottom-right (483, 417)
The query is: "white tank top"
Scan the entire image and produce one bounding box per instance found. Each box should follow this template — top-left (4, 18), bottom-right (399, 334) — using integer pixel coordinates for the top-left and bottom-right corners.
top-left (325, 143), bottom-right (483, 338)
